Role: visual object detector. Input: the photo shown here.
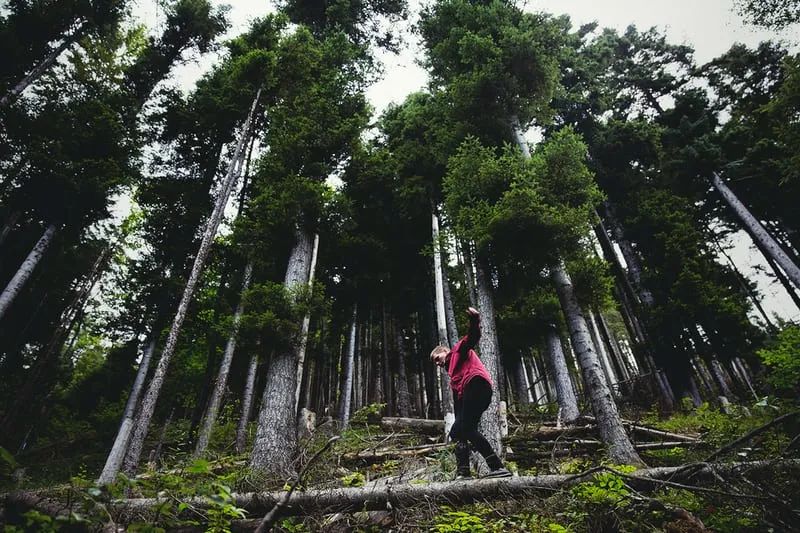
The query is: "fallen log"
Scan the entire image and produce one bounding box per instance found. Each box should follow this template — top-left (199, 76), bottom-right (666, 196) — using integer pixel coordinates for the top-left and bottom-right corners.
top-left (580, 415), bottom-right (699, 442)
top-left (506, 441), bottom-right (701, 461)
top-left (341, 444), bottom-right (449, 463)
top-left (380, 417), bottom-right (444, 435)
top-left (91, 460), bottom-right (799, 519)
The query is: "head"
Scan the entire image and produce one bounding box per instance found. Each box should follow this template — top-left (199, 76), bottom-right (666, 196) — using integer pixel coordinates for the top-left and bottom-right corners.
top-left (430, 345), bottom-right (449, 367)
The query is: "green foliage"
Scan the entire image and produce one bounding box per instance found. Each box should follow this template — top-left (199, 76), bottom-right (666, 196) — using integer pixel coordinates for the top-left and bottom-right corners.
top-left (571, 471), bottom-right (630, 506)
top-left (350, 403), bottom-right (386, 424)
top-left (757, 325), bottom-right (800, 392)
top-left (279, 517), bottom-right (310, 532)
top-left (341, 471), bottom-right (365, 487)
top-left (653, 487), bottom-right (702, 512)
top-left (433, 508), bottom-right (487, 533)
top-left (205, 482), bottom-right (247, 533)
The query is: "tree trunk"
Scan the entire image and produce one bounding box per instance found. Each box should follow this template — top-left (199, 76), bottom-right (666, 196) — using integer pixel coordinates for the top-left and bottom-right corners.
top-left (513, 353), bottom-right (530, 407)
top-left (394, 321), bottom-right (413, 418)
top-left (551, 262), bottom-right (644, 466)
top-left (602, 203), bottom-right (655, 306)
top-left (123, 91), bottom-right (260, 473)
top-left (98, 330), bottom-right (160, 484)
top-left (235, 348), bottom-right (260, 454)
top-left (339, 306), bottom-right (358, 427)
top-left (0, 210), bottom-right (20, 248)
top-left (711, 232), bottom-right (778, 332)
top-left (441, 249), bottom-right (459, 347)
top-left (431, 210), bottom-right (455, 426)
top-left (544, 326), bottom-right (580, 422)
top-left (712, 172), bottom-right (800, 289)
top-left (587, 310), bottom-right (618, 394)
top-left (0, 224), bottom-right (57, 322)
top-left (295, 234), bottom-right (320, 411)
top-left (2, 243), bottom-right (105, 442)
top-left (250, 226), bottom-right (312, 477)
top-left (473, 255), bottom-right (503, 467)
top-left (0, 22), bottom-right (86, 108)
top-left (459, 240), bottom-right (478, 307)
top-left (195, 262), bottom-right (254, 457)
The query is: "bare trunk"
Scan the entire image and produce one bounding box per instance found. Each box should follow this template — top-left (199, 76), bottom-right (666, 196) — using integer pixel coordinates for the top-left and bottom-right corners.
top-left (513, 353), bottom-right (530, 407)
top-left (712, 172), bottom-right (800, 288)
top-left (0, 22), bottom-right (86, 108)
top-left (441, 247), bottom-right (459, 346)
top-left (147, 409), bottom-right (174, 468)
top-left (195, 262), bottom-right (254, 457)
top-left (295, 234), bottom-right (320, 411)
top-left (587, 310), bottom-right (618, 394)
top-left (0, 224), bottom-right (57, 321)
top-left (431, 211), bottom-right (455, 424)
top-left (339, 306), bottom-right (358, 427)
top-left (710, 358), bottom-right (735, 400)
top-left (551, 262), bottom-right (643, 466)
top-left (98, 332), bottom-right (159, 484)
top-left (473, 255), bottom-right (503, 467)
top-left (123, 91), bottom-right (260, 473)
top-left (544, 326), bottom-right (580, 423)
top-left (250, 226), bottom-right (312, 476)
top-left (235, 349), bottom-right (260, 454)
top-left (0, 210), bottom-right (20, 248)
top-left (712, 232), bottom-right (778, 332)
top-left (459, 240), bottom-right (478, 307)
top-left (394, 323), bottom-right (413, 418)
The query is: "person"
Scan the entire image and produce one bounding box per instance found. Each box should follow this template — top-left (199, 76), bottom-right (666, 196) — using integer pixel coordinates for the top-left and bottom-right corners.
top-left (430, 306), bottom-right (512, 480)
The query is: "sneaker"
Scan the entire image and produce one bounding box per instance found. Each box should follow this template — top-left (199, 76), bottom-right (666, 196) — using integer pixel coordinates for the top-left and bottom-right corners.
top-left (482, 467), bottom-right (512, 479)
top-left (454, 473), bottom-right (473, 481)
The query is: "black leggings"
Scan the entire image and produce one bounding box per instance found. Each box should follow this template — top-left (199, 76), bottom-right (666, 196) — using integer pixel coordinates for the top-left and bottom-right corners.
top-left (449, 377), bottom-right (496, 460)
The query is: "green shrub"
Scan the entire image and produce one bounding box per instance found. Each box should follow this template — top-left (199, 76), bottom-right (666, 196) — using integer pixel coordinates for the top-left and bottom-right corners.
top-left (758, 325), bottom-right (800, 392)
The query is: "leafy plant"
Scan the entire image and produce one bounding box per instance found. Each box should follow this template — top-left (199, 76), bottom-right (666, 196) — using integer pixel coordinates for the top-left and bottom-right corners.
top-left (341, 471), bottom-right (365, 487)
top-left (572, 471), bottom-right (630, 506)
top-left (433, 509), bottom-right (487, 533)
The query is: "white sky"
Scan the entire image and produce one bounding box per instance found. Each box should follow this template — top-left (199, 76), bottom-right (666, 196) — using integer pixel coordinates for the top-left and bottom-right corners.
top-left (130, 0), bottom-right (800, 323)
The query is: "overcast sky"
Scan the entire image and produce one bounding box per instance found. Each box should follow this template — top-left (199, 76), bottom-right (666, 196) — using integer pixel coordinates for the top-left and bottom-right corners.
top-left (132, 0), bottom-right (800, 323)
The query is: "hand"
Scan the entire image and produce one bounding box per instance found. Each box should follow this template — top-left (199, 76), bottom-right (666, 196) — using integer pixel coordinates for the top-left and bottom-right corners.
top-left (466, 307), bottom-right (480, 319)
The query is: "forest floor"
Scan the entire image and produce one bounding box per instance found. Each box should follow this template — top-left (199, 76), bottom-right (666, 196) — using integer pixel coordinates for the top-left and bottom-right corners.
top-left (2, 399), bottom-right (799, 532)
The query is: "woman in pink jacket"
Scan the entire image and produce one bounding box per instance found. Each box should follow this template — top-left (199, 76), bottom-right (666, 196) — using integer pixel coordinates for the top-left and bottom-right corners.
top-left (431, 307), bottom-right (512, 480)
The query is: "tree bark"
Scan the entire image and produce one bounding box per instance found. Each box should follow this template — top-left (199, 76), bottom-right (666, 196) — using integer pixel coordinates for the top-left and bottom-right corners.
top-left (235, 348), bottom-right (260, 454)
top-left (473, 255), bottom-right (503, 466)
top-left (544, 326), bottom-right (580, 423)
top-left (712, 172), bottom-right (800, 289)
top-left (0, 22), bottom-right (86, 108)
top-left (394, 323), bottom-right (413, 418)
top-left (295, 234), bottom-right (320, 411)
top-left (98, 330), bottom-right (160, 484)
top-left (0, 224), bottom-right (57, 322)
top-left (195, 262), bottom-right (254, 457)
top-left (86, 460), bottom-right (799, 521)
top-left (339, 306), bottom-right (357, 428)
top-left (123, 91), bottom-right (260, 473)
top-left (551, 262), bottom-right (644, 466)
top-left (587, 309), bottom-right (618, 394)
top-left (250, 226), bottom-right (312, 476)
top-left (0, 210), bottom-right (20, 248)
top-left (513, 352), bottom-right (530, 406)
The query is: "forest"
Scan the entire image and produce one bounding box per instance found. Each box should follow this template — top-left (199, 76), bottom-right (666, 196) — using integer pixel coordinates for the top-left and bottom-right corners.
top-left (0, 0), bottom-right (799, 530)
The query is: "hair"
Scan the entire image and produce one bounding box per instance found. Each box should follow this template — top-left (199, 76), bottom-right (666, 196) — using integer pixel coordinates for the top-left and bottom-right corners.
top-left (430, 345), bottom-right (449, 359)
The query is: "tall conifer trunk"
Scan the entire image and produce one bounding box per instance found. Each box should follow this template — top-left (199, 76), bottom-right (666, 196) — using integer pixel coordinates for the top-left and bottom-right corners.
top-left (195, 262), bottom-right (254, 457)
top-left (0, 224), bottom-right (57, 322)
top-left (123, 91), bottom-right (260, 473)
top-left (295, 234), bottom-right (320, 410)
top-left (473, 255), bottom-right (503, 464)
top-left (544, 326), bottom-right (580, 423)
top-left (235, 352), bottom-right (259, 454)
top-left (511, 115), bottom-right (641, 465)
top-left (98, 330), bottom-right (159, 484)
top-left (0, 21), bottom-right (87, 108)
top-left (250, 226), bottom-right (312, 476)
top-left (431, 210), bottom-right (455, 424)
top-left (712, 172), bottom-right (800, 288)
top-left (551, 262), bottom-right (644, 466)
top-left (339, 306), bottom-right (358, 427)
